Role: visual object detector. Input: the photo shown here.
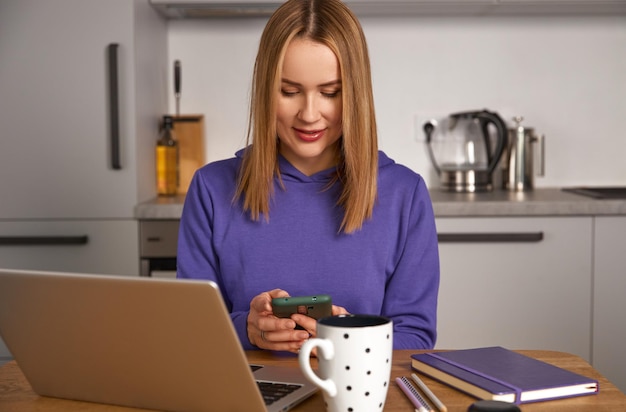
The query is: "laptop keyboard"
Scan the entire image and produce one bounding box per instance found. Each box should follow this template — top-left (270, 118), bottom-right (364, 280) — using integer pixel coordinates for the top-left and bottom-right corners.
top-left (257, 381), bottom-right (302, 406)
top-left (250, 365), bottom-right (303, 406)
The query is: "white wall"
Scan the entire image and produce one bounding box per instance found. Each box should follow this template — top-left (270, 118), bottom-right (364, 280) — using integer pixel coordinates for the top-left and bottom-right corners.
top-left (167, 15), bottom-right (626, 188)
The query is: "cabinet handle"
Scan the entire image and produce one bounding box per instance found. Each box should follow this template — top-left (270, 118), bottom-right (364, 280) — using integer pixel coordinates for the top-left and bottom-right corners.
top-left (438, 232), bottom-right (544, 243)
top-left (107, 43), bottom-right (121, 170)
top-left (0, 236), bottom-right (89, 246)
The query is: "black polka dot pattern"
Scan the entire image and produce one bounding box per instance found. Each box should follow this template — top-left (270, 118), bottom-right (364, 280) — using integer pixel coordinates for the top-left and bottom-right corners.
top-left (330, 326), bottom-right (391, 411)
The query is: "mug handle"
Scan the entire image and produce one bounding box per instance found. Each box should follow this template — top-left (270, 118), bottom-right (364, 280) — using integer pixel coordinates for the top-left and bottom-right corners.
top-left (298, 338), bottom-right (337, 397)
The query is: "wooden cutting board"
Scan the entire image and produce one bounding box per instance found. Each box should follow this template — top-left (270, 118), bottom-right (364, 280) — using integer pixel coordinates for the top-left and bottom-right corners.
top-left (172, 115), bottom-right (205, 194)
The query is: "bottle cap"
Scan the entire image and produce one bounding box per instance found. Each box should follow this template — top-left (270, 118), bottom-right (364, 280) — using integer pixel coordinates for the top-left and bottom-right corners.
top-left (162, 115), bottom-right (174, 128)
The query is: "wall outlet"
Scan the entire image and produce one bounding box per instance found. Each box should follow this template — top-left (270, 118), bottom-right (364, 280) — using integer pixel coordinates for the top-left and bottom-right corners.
top-left (414, 112), bottom-right (448, 142)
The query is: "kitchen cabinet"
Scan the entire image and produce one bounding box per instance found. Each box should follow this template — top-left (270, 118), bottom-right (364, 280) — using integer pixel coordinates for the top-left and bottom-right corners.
top-left (435, 216), bottom-right (593, 362)
top-left (592, 216), bottom-right (626, 393)
top-left (0, 1), bottom-right (167, 274)
top-left (150, 0), bottom-right (626, 17)
top-left (0, 221), bottom-right (139, 275)
top-left (139, 219), bottom-right (179, 278)
top-left (0, 220), bottom-right (139, 361)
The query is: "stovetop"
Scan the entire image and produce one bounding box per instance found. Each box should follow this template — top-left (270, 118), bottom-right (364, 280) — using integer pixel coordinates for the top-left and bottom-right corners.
top-left (562, 186), bottom-right (626, 199)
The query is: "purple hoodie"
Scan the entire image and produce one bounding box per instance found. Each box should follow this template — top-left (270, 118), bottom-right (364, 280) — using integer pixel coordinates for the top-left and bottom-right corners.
top-left (177, 150), bottom-right (440, 350)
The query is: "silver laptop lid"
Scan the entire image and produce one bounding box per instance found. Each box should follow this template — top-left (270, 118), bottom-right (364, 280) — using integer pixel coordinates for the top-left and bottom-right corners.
top-left (0, 269), bottom-right (315, 412)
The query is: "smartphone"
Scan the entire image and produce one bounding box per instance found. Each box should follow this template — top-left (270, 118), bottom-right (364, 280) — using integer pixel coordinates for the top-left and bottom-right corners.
top-left (271, 294), bottom-right (332, 322)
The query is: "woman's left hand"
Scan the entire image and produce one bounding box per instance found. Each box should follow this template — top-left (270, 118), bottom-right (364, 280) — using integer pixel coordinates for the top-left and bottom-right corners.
top-left (290, 304), bottom-right (349, 337)
top-left (290, 304), bottom-right (350, 357)
top-left (247, 289), bottom-right (310, 353)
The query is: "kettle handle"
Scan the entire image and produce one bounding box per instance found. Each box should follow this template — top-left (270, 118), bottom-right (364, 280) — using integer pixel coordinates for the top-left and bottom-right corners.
top-left (476, 110), bottom-right (508, 173)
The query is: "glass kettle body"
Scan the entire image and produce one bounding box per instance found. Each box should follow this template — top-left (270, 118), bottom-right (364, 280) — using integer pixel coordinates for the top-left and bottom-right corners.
top-left (425, 109), bottom-right (508, 192)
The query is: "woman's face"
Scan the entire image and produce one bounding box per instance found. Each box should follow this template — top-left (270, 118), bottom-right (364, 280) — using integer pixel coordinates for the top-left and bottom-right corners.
top-left (275, 38), bottom-right (343, 176)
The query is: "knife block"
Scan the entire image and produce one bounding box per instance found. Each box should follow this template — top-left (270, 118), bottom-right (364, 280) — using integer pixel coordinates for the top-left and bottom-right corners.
top-left (172, 115), bottom-right (205, 195)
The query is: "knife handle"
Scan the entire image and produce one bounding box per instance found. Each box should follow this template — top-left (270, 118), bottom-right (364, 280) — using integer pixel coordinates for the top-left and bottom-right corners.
top-left (107, 43), bottom-right (121, 170)
top-left (174, 60), bottom-right (181, 97)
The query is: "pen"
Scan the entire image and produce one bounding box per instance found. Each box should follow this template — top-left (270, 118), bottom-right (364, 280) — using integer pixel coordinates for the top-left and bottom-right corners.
top-left (395, 376), bottom-right (432, 412)
top-left (411, 372), bottom-right (447, 412)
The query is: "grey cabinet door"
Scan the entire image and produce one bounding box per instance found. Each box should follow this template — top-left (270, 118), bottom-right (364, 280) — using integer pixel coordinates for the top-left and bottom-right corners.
top-left (435, 216), bottom-right (592, 362)
top-left (0, 220), bottom-right (139, 276)
top-left (593, 216), bottom-right (626, 393)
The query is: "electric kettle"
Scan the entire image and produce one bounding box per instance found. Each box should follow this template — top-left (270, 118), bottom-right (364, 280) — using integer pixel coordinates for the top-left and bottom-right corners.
top-left (424, 109), bottom-right (508, 192)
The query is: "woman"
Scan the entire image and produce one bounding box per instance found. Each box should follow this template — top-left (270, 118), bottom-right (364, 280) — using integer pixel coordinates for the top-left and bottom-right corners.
top-left (177, 0), bottom-right (440, 352)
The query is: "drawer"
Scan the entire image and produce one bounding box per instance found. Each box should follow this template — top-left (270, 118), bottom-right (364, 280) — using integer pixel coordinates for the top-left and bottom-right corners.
top-left (0, 220), bottom-right (139, 276)
top-left (139, 220), bottom-right (179, 257)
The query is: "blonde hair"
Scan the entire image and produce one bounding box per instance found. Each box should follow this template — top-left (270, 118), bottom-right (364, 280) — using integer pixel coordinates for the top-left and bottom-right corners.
top-left (236, 0), bottom-right (378, 233)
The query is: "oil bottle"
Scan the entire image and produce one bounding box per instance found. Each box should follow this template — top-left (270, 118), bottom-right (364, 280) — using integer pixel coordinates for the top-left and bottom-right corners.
top-left (155, 115), bottom-right (179, 196)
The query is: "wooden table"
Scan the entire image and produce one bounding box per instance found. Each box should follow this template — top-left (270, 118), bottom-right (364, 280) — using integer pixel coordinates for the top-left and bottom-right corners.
top-left (1, 350), bottom-right (625, 411)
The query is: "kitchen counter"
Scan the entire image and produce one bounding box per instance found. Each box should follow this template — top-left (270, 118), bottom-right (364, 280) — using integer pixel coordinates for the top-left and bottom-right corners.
top-left (135, 194), bottom-right (186, 219)
top-left (134, 188), bottom-right (626, 220)
top-left (429, 187), bottom-right (626, 217)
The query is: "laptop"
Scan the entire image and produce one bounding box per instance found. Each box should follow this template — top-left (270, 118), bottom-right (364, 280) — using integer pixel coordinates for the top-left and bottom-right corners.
top-left (0, 268), bottom-right (317, 411)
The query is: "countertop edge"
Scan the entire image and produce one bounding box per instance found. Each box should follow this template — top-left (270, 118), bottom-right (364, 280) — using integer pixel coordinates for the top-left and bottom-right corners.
top-left (134, 188), bottom-right (626, 220)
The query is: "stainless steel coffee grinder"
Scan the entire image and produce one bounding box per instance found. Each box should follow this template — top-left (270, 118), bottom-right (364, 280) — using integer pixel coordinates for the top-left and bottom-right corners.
top-left (502, 116), bottom-right (545, 191)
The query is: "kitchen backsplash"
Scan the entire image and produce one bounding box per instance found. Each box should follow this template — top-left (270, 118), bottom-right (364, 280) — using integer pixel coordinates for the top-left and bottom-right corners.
top-left (167, 15), bottom-right (626, 188)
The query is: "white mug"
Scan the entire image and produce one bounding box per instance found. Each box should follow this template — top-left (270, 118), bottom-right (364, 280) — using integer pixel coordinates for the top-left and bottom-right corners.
top-left (298, 314), bottom-right (393, 412)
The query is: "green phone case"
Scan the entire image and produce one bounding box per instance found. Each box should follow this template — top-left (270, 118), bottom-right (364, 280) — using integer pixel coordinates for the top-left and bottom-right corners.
top-left (271, 294), bottom-right (332, 320)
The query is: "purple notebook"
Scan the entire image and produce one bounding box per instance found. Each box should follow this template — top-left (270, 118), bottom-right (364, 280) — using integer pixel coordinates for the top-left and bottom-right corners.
top-left (411, 346), bottom-right (598, 404)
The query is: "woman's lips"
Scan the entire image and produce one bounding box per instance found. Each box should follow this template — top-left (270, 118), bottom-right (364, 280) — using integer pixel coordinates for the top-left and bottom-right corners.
top-left (294, 127), bottom-right (326, 142)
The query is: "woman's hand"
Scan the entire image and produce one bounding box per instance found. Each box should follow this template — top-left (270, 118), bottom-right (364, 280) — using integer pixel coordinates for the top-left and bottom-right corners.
top-left (290, 304), bottom-right (349, 357)
top-left (290, 304), bottom-right (349, 337)
top-left (247, 289), bottom-right (310, 353)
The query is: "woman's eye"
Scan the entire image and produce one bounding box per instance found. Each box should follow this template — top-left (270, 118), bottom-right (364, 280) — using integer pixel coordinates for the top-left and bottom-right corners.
top-left (322, 90), bottom-right (341, 98)
top-left (280, 88), bottom-right (340, 98)
top-left (281, 89), bottom-right (298, 97)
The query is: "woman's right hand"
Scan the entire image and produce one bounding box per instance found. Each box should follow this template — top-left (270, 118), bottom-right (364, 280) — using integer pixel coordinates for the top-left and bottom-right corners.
top-left (247, 289), bottom-right (311, 353)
